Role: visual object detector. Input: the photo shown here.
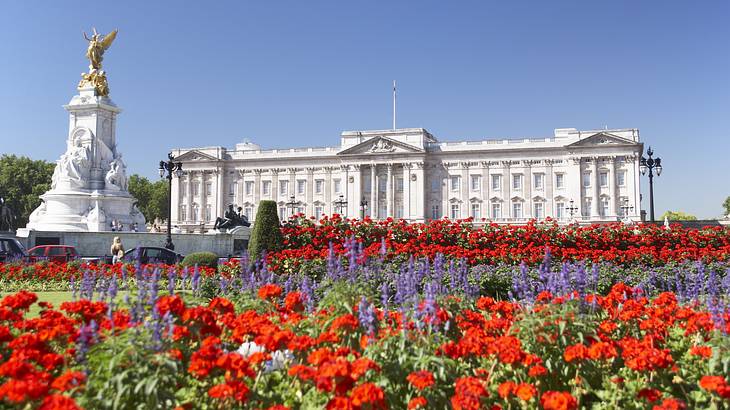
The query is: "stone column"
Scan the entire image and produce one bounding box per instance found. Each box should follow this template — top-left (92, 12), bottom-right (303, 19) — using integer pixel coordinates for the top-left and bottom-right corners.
top-left (608, 157), bottom-right (617, 218)
top-left (370, 164), bottom-right (377, 218)
top-left (386, 163), bottom-right (393, 218)
top-left (325, 167), bottom-right (333, 215)
top-left (590, 157), bottom-right (600, 218)
top-left (460, 162), bottom-right (469, 219)
top-left (502, 161), bottom-right (511, 219)
top-left (340, 165), bottom-right (350, 218)
top-left (403, 163), bottom-right (411, 220)
top-left (253, 169), bottom-right (262, 218)
top-left (216, 169), bottom-right (224, 223)
top-left (524, 161), bottom-right (532, 219)
top-left (413, 162), bottom-right (425, 221)
top-left (288, 168), bottom-right (297, 216)
top-left (442, 163), bottom-right (450, 219)
top-left (271, 169), bottom-right (279, 204)
top-left (545, 160), bottom-right (554, 218)
top-left (568, 157), bottom-right (582, 219)
top-left (352, 165), bottom-right (362, 219)
top-left (306, 167), bottom-right (315, 217)
top-left (186, 172), bottom-right (193, 223)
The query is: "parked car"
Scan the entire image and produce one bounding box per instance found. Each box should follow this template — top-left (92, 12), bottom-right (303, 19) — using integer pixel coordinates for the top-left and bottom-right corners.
top-left (28, 245), bottom-right (79, 263)
top-left (120, 247), bottom-right (184, 265)
top-left (0, 238), bottom-right (28, 262)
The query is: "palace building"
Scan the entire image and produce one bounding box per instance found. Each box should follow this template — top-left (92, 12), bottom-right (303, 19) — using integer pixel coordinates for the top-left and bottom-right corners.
top-left (170, 127), bottom-right (643, 231)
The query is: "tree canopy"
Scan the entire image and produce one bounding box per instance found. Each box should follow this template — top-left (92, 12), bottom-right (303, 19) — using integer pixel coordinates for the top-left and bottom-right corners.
top-left (723, 196), bottom-right (730, 217)
top-left (659, 210), bottom-right (698, 221)
top-left (0, 155), bottom-right (55, 229)
top-left (127, 175), bottom-right (169, 223)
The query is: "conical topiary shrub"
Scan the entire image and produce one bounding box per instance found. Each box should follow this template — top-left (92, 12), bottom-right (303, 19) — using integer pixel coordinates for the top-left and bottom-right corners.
top-left (247, 200), bottom-right (283, 261)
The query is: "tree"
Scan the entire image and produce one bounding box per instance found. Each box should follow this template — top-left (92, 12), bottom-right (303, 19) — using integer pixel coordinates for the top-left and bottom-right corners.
top-left (659, 211), bottom-right (698, 221)
top-left (0, 155), bottom-right (55, 228)
top-left (128, 175), bottom-right (169, 223)
top-left (248, 200), bottom-right (283, 260)
top-left (723, 196), bottom-right (730, 217)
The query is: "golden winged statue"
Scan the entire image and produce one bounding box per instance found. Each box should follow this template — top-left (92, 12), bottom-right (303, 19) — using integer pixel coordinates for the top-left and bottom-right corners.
top-left (83, 28), bottom-right (117, 70)
top-left (78, 28), bottom-right (118, 97)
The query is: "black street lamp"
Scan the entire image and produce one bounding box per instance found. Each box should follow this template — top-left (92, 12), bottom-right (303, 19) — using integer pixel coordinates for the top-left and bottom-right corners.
top-left (159, 153), bottom-right (183, 250)
top-left (334, 194), bottom-right (348, 215)
top-left (285, 195), bottom-right (299, 219)
top-left (639, 147), bottom-right (662, 222)
top-left (566, 199), bottom-right (579, 220)
top-left (359, 198), bottom-right (368, 219)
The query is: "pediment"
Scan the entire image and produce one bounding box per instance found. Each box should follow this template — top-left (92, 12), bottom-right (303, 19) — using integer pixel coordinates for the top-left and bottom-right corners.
top-left (175, 150), bottom-right (218, 162)
top-left (489, 196), bottom-right (503, 202)
top-left (510, 196), bottom-right (524, 202)
top-left (567, 132), bottom-right (638, 148)
top-left (554, 195), bottom-right (569, 202)
top-left (532, 195), bottom-right (547, 202)
top-left (338, 136), bottom-right (424, 156)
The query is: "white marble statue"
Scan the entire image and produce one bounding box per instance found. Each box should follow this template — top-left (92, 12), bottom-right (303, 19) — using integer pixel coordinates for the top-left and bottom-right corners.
top-left (105, 155), bottom-right (128, 191)
top-left (51, 138), bottom-right (91, 189)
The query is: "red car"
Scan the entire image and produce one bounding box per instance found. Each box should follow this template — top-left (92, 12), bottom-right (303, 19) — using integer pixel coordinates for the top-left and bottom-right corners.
top-left (27, 245), bottom-right (79, 262)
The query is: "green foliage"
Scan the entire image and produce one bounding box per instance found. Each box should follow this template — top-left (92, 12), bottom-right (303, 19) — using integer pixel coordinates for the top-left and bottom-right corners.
top-left (181, 251), bottom-right (219, 268)
top-left (248, 200), bottom-right (283, 260)
top-left (659, 210), bottom-right (698, 221)
top-left (723, 196), bottom-right (730, 217)
top-left (0, 154), bottom-right (55, 228)
top-left (128, 174), bottom-right (169, 222)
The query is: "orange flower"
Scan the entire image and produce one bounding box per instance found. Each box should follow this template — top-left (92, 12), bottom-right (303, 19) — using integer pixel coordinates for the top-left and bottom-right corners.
top-left (50, 371), bottom-right (86, 392)
top-left (689, 345), bottom-right (712, 358)
top-left (515, 383), bottom-right (537, 401)
top-left (406, 371), bottom-right (435, 390)
top-left (408, 396), bottom-right (428, 409)
top-left (497, 381), bottom-right (516, 398)
top-left (651, 397), bottom-right (686, 410)
top-left (258, 284), bottom-right (283, 301)
top-left (699, 376), bottom-right (727, 392)
top-left (350, 382), bottom-right (386, 409)
top-left (540, 391), bottom-right (577, 410)
top-left (563, 343), bottom-right (588, 363)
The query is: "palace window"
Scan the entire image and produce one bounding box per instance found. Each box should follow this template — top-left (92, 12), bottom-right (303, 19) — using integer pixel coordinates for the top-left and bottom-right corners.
top-left (297, 180), bottom-right (306, 195)
top-left (471, 203), bottom-right (481, 220)
top-left (396, 177), bottom-right (404, 192)
top-left (583, 172), bottom-right (591, 188)
top-left (431, 178), bottom-right (440, 192)
top-left (262, 181), bottom-right (271, 196)
top-left (245, 181), bottom-right (253, 195)
top-left (556, 202), bottom-right (565, 219)
top-left (599, 172), bottom-right (608, 187)
top-left (279, 207), bottom-right (286, 221)
top-left (431, 205), bottom-right (440, 219)
top-left (512, 202), bottom-right (523, 219)
top-left (470, 175), bottom-right (481, 191)
top-left (181, 184), bottom-right (187, 198)
top-left (617, 170), bottom-right (626, 187)
top-left (533, 173), bottom-right (544, 190)
top-left (280, 180), bottom-right (289, 196)
top-left (396, 204), bottom-right (403, 219)
top-left (491, 203), bottom-right (502, 219)
top-left (512, 174), bottom-right (522, 190)
top-left (583, 199), bottom-right (592, 217)
top-left (244, 206), bottom-right (253, 220)
top-left (315, 179), bottom-right (324, 194)
top-left (600, 198), bottom-right (610, 217)
top-left (228, 182), bottom-right (236, 197)
top-left (450, 176), bottom-right (460, 191)
top-left (533, 202), bottom-right (544, 219)
top-left (450, 204), bottom-right (460, 220)
top-left (315, 205), bottom-right (324, 217)
top-left (205, 182), bottom-right (212, 196)
top-left (192, 182), bottom-right (200, 197)
top-left (205, 205), bottom-right (212, 222)
top-left (555, 173), bottom-right (565, 189)
top-left (334, 179), bottom-right (342, 194)
top-left (491, 174), bottom-right (501, 190)
top-left (180, 205), bottom-right (187, 221)
top-left (192, 205), bottom-right (199, 222)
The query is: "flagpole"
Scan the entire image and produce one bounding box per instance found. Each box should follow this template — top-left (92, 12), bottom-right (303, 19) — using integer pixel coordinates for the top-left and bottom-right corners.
top-left (392, 80), bottom-right (396, 130)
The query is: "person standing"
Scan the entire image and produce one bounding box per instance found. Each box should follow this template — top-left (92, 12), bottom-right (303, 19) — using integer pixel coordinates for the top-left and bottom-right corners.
top-left (110, 236), bottom-right (125, 263)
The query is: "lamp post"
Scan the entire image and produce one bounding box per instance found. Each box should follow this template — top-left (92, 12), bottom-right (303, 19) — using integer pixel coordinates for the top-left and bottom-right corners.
top-left (566, 199), bottom-right (579, 220)
top-left (359, 198), bottom-right (368, 219)
top-left (285, 195), bottom-right (299, 220)
top-left (639, 147), bottom-right (662, 222)
top-left (334, 194), bottom-right (348, 216)
top-left (159, 153), bottom-right (183, 250)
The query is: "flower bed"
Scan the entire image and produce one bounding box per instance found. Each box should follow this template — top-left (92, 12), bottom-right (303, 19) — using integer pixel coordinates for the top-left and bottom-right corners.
top-left (275, 217), bottom-right (730, 269)
top-left (0, 252), bottom-right (729, 409)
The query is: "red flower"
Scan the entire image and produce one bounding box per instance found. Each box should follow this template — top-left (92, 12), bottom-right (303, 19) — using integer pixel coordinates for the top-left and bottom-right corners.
top-left (408, 396), bottom-right (428, 409)
top-left (39, 394), bottom-right (81, 410)
top-left (540, 391), bottom-right (578, 410)
top-left (350, 382), bottom-right (386, 409)
top-left (406, 370), bottom-right (435, 390)
top-left (652, 398), bottom-right (686, 410)
top-left (699, 376), bottom-right (727, 392)
top-left (51, 371), bottom-right (86, 392)
top-left (637, 388), bottom-right (662, 403)
top-left (258, 284), bottom-right (283, 301)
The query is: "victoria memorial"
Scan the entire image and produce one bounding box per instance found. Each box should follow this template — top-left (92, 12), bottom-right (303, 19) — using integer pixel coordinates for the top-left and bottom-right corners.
top-left (170, 127), bottom-right (642, 231)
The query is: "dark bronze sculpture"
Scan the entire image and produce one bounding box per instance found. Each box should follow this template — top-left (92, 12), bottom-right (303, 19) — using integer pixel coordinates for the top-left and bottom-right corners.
top-left (213, 204), bottom-right (250, 231)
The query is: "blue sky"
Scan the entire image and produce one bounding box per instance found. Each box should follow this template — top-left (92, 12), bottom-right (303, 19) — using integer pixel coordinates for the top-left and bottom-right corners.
top-left (1, 1), bottom-right (728, 218)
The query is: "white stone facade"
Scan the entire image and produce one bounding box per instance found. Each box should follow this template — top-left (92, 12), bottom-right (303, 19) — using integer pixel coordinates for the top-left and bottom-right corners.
top-left (170, 127), bottom-right (642, 230)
